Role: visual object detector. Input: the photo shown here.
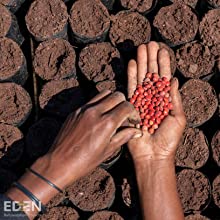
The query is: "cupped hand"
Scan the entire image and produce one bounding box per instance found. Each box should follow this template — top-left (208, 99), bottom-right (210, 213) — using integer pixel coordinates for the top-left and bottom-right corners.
top-left (127, 42), bottom-right (186, 165)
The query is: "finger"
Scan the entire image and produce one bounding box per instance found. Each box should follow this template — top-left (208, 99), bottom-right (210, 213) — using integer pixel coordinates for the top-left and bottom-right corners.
top-left (87, 90), bottom-right (112, 105)
top-left (127, 59), bottom-right (138, 99)
top-left (147, 41), bottom-right (159, 74)
top-left (137, 44), bottom-right (148, 84)
top-left (158, 48), bottom-right (172, 80)
top-left (97, 91), bottom-right (126, 113)
top-left (110, 128), bottom-right (143, 152)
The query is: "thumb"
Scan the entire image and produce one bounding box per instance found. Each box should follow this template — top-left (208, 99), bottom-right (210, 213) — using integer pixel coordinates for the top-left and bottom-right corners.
top-left (110, 128), bottom-right (143, 152)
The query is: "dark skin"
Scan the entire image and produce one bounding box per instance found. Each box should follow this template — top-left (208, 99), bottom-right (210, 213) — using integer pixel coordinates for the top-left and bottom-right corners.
top-left (6, 42), bottom-right (186, 220)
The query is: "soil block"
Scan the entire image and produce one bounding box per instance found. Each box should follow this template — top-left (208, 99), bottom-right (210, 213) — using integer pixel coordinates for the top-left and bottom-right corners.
top-left (66, 167), bottom-right (115, 212)
top-left (0, 168), bottom-right (17, 193)
top-left (70, 0), bottom-right (110, 45)
top-left (79, 42), bottom-right (123, 83)
top-left (0, 5), bottom-right (24, 45)
top-left (89, 211), bottom-right (124, 220)
top-left (207, 0), bottom-right (220, 8)
top-left (39, 78), bottom-right (85, 117)
top-left (26, 118), bottom-right (61, 160)
top-left (34, 39), bottom-right (76, 81)
top-left (0, 82), bottom-right (32, 127)
top-left (0, 0), bottom-right (25, 13)
top-left (176, 41), bottom-right (215, 79)
top-left (119, 0), bottom-right (157, 14)
top-left (46, 192), bottom-right (66, 209)
top-left (0, 38), bottom-right (28, 85)
top-left (39, 206), bottom-right (79, 220)
top-left (25, 0), bottom-right (68, 42)
top-left (169, 0), bottom-right (198, 8)
top-left (212, 175), bottom-right (220, 208)
top-left (109, 10), bottom-right (151, 52)
top-left (0, 123), bottom-right (24, 167)
top-left (158, 42), bottom-right (176, 75)
top-left (175, 128), bottom-right (209, 169)
top-left (199, 9), bottom-right (220, 47)
top-left (180, 79), bottom-right (218, 127)
top-left (153, 3), bottom-right (199, 47)
top-left (177, 169), bottom-right (211, 213)
top-left (185, 214), bottom-right (210, 220)
top-left (211, 130), bottom-right (220, 167)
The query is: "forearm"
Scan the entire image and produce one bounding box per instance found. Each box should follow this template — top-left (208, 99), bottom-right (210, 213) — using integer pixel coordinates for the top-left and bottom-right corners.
top-left (135, 159), bottom-right (184, 220)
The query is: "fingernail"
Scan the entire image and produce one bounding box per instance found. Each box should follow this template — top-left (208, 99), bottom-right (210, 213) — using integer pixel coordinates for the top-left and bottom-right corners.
top-left (133, 132), bottom-right (143, 139)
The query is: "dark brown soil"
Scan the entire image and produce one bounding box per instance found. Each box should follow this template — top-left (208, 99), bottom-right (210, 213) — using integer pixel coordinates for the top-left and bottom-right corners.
top-left (79, 42), bottom-right (123, 83)
top-left (158, 42), bottom-right (176, 74)
top-left (26, 118), bottom-right (61, 160)
top-left (176, 41), bottom-right (215, 79)
top-left (207, 0), bottom-right (220, 8)
top-left (199, 9), bottom-right (220, 47)
top-left (70, 0), bottom-right (110, 40)
top-left (109, 11), bottom-right (151, 51)
top-left (0, 82), bottom-right (32, 126)
top-left (120, 0), bottom-right (154, 13)
top-left (0, 168), bottom-right (17, 193)
top-left (153, 3), bottom-right (198, 46)
top-left (185, 214), bottom-right (210, 220)
top-left (175, 128), bottom-right (209, 169)
top-left (0, 0), bottom-right (25, 13)
top-left (25, 0), bottom-right (68, 41)
top-left (170, 0), bottom-right (198, 8)
top-left (89, 211), bottom-right (124, 220)
top-left (121, 178), bottom-right (132, 207)
top-left (177, 169), bottom-right (211, 212)
top-left (96, 80), bottom-right (117, 93)
top-left (211, 131), bottom-right (220, 167)
top-left (180, 79), bottom-right (218, 127)
top-left (0, 5), bottom-right (11, 37)
top-left (66, 168), bottom-right (115, 212)
top-left (39, 78), bottom-right (84, 117)
top-left (34, 39), bottom-right (76, 81)
top-left (46, 192), bottom-right (66, 209)
top-left (212, 175), bottom-right (220, 208)
top-left (39, 207), bottom-right (79, 220)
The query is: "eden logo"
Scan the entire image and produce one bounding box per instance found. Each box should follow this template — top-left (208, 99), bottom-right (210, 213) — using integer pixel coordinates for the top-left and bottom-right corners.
top-left (4, 201), bottom-right (42, 212)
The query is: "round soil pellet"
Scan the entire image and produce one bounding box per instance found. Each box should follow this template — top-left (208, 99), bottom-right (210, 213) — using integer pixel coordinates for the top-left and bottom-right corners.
top-left (211, 131), bottom-right (220, 167)
top-left (0, 38), bottom-right (27, 85)
top-left (177, 169), bottom-right (211, 212)
top-left (120, 0), bottom-right (155, 14)
top-left (66, 168), bottom-right (115, 212)
top-left (0, 83), bottom-right (32, 126)
top-left (39, 78), bottom-right (85, 117)
top-left (176, 41), bottom-right (215, 79)
top-left (170, 0), bottom-right (198, 8)
top-left (175, 128), bottom-right (209, 169)
top-left (207, 0), bottom-right (220, 8)
top-left (109, 11), bottom-right (151, 51)
top-left (89, 211), bottom-right (124, 220)
top-left (34, 39), bottom-right (76, 81)
top-left (96, 80), bottom-right (117, 93)
top-left (0, 0), bottom-right (25, 13)
top-left (79, 42), bottom-right (123, 83)
top-left (0, 168), bottom-right (17, 193)
top-left (25, 0), bottom-right (68, 41)
top-left (153, 3), bottom-right (198, 46)
top-left (0, 124), bottom-right (23, 167)
top-left (185, 214), bottom-right (210, 220)
top-left (39, 207), bottom-right (79, 220)
top-left (199, 9), bottom-right (220, 47)
top-left (0, 5), bottom-right (11, 37)
top-left (26, 118), bottom-right (61, 160)
top-left (46, 192), bottom-right (66, 209)
top-left (158, 42), bottom-right (176, 74)
top-left (212, 175), bottom-right (220, 208)
top-left (70, 0), bottom-right (110, 44)
top-left (180, 79), bottom-right (218, 127)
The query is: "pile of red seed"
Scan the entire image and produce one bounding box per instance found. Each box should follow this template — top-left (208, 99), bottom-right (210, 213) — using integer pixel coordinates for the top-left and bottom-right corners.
top-left (130, 73), bottom-right (173, 134)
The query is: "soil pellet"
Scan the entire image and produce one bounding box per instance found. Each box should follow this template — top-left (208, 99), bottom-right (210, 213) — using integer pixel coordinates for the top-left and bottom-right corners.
top-left (69, 0), bottom-right (110, 44)
top-left (185, 214), bottom-right (210, 220)
top-left (109, 10), bottom-right (151, 51)
top-left (0, 38), bottom-right (28, 85)
top-left (169, 0), bottom-right (198, 8)
top-left (34, 39), bottom-right (76, 81)
top-left (25, 0), bottom-right (68, 42)
top-left (0, 82), bottom-right (32, 127)
top-left (153, 3), bottom-right (199, 47)
top-left (66, 168), bottom-right (115, 212)
top-left (211, 131), bottom-right (220, 167)
top-left (210, 43), bottom-right (220, 72)
top-left (0, 0), bottom-right (25, 13)
top-left (212, 175), bottom-right (220, 208)
top-left (89, 211), bottom-right (124, 220)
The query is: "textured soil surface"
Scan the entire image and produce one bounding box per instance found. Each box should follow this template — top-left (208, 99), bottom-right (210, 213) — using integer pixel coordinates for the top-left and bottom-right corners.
top-left (175, 128), bottom-right (209, 169)
top-left (0, 5), bottom-right (11, 37)
top-left (176, 41), bottom-right (215, 79)
top-left (89, 211), bottom-right (124, 220)
top-left (211, 131), bottom-right (220, 166)
top-left (212, 175), bottom-right (220, 208)
top-left (153, 3), bottom-right (198, 46)
top-left (120, 0), bottom-right (154, 13)
top-left (170, 0), bottom-right (198, 8)
top-left (46, 192), bottom-right (66, 209)
top-left (180, 79), bottom-right (218, 127)
top-left (185, 214), bottom-right (210, 220)
top-left (177, 169), bottom-right (211, 212)
top-left (211, 43), bottom-right (220, 71)
top-left (66, 168), bottom-right (115, 212)
top-left (34, 39), bottom-right (76, 81)
top-left (25, 0), bottom-right (68, 40)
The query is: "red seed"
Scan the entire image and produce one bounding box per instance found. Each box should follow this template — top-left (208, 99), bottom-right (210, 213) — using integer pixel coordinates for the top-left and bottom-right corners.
top-left (160, 91), bottom-right (166, 96)
top-left (168, 103), bottom-right (173, 110)
top-left (149, 128), bottom-right (155, 134)
top-left (153, 124), bottom-right (158, 130)
top-left (138, 87), bottom-right (145, 94)
top-left (156, 82), bottom-right (162, 88)
top-left (156, 118), bottom-right (161, 124)
top-left (146, 73), bottom-right (152, 79)
top-left (149, 120), bottom-right (154, 126)
top-left (145, 115), bottom-right (151, 119)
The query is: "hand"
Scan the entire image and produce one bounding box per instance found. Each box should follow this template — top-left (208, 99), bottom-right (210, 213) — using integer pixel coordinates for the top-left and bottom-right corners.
top-left (127, 42), bottom-right (186, 165)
